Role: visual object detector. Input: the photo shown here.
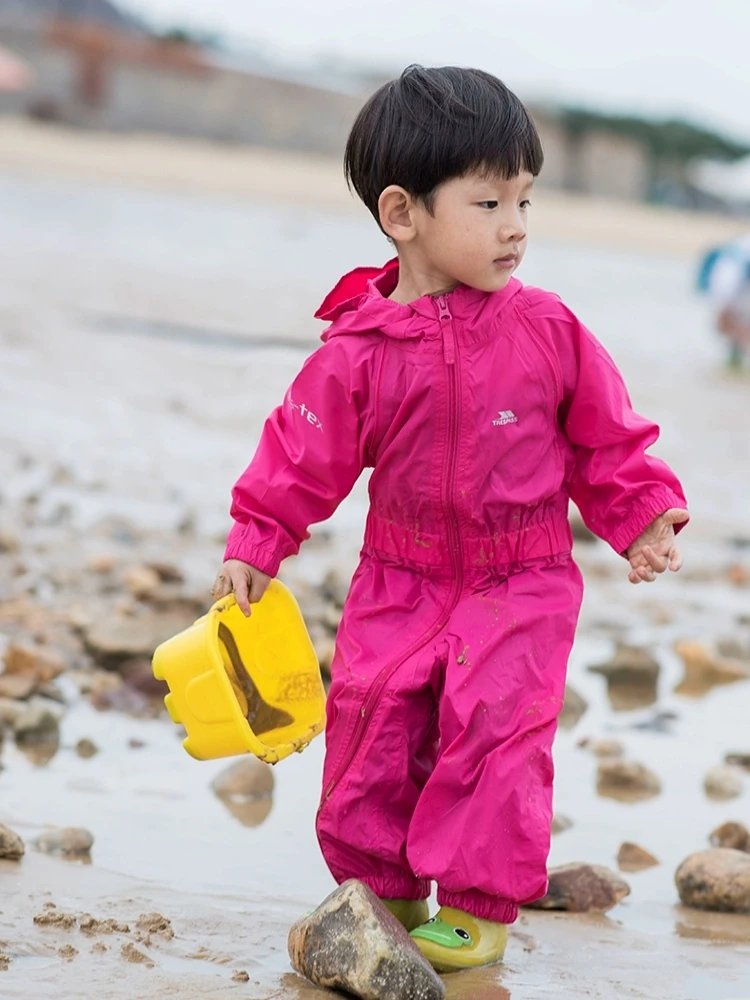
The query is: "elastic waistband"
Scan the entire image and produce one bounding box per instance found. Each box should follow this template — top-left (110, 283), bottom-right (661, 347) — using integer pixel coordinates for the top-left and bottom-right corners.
top-left (363, 508), bottom-right (573, 571)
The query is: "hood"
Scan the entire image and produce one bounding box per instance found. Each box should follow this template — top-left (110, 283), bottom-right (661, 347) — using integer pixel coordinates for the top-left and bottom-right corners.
top-left (315, 259), bottom-right (523, 342)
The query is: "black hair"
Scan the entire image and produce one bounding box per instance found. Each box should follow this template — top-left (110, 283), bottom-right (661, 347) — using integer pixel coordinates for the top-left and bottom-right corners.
top-left (345, 65), bottom-right (543, 230)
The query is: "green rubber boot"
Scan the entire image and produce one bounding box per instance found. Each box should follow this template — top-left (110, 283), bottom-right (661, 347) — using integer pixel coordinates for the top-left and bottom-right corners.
top-left (411, 906), bottom-right (507, 972)
top-left (381, 898), bottom-right (430, 932)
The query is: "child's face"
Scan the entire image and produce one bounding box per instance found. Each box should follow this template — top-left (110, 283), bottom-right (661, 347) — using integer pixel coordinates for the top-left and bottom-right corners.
top-left (413, 170), bottom-right (534, 293)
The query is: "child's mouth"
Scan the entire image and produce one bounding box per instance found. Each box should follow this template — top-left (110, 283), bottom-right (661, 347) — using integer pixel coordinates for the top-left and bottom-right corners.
top-left (494, 255), bottom-right (518, 270)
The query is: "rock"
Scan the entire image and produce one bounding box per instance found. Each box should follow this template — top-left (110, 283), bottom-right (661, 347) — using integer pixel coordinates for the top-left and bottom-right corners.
top-left (75, 738), bottom-right (99, 759)
top-left (211, 758), bottom-right (274, 801)
top-left (617, 842), bottom-right (659, 872)
top-left (552, 814), bottom-right (573, 835)
top-left (79, 914), bottom-right (130, 935)
top-left (13, 704), bottom-right (60, 748)
top-left (0, 697), bottom-right (24, 728)
top-left (58, 944), bottom-right (78, 961)
top-left (0, 822), bottom-right (25, 860)
top-left (559, 685), bottom-right (588, 730)
top-left (525, 863), bottom-right (630, 912)
top-left (577, 737), bottom-right (625, 758)
top-left (135, 913), bottom-right (174, 941)
top-left (119, 659), bottom-right (168, 700)
top-left (710, 821), bottom-right (750, 852)
top-left (725, 752), bottom-right (750, 772)
top-left (124, 566), bottom-right (161, 600)
top-left (675, 849), bottom-right (750, 913)
top-left (146, 561), bottom-right (184, 584)
top-left (232, 970), bottom-right (250, 982)
top-left (288, 880), bottom-right (445, 1000)
top-left (0, 674), bottom-right (36, 700)
top-left (704, 765), bottom-right (743, 801)
top-left (87, 553), bottom-right (117, 574)
top-left (674, 641), bottom-right (750, 697)
top-left (82, 609), bottom-right (196, 669)
top-left (33, 827), bottom-right (94, 857)
top-left (3, 642), bottom-right (66, 684)
top-left (588, 644), bottom-right (659, 711)
top-left (34, 909), bottom-right (77, 930)
top-left (121, 941), bottom-right (154, 968)
top-left (597, 760), bottom-right (661, 802)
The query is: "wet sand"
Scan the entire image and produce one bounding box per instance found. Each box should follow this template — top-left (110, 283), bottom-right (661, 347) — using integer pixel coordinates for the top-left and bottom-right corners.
top-left (1, 141), bottom-right (750, 998)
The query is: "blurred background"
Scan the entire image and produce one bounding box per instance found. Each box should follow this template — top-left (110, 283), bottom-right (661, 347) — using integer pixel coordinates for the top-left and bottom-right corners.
top-left (2, 3), bottom-right (750, 999)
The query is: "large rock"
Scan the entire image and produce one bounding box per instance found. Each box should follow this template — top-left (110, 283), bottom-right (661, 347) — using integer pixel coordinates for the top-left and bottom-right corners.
top-left (674, 641), bottom-right (750, 697)
top-left (0, 823), bottom-right (25, 860)
top-left (675, 849), bottom-right (750, 913)
top-left (710, 821), bottom-right (750, 852)
top-left (588, 644), bottom-right (659, 711)
top-left (0, 674), bottom-right (36, 700)
top-left (525, 864), bottom-right (630, 913)
top-left (704, 765), bottom-right (743, 801)
top-left (33, 827), bottom-right (94, 857)
top-left (559, 685), bottom-right (588, 730)
top-left (13, 703), bottom-right (60, 748)
top-left (82, 609), bottom-right (197, 669)
top-left (211, 758), bottom-right (274, 800)
top-left (288, 880), bottom-right (445, 1000)
top-left (597, 760), bottom-right (661, 802)
top-left (3, 642), bottom-right (66, 684)
top-left (617, 842), bottom-right (659, 872)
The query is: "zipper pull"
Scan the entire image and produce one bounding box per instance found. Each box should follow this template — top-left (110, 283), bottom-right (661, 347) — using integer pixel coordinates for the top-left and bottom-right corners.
top-left (437, 295), bottom-right (455, 364)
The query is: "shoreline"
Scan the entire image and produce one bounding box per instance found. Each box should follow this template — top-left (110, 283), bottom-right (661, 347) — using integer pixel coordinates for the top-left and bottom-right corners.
top-left (0, 116), bottom-right (745, 258)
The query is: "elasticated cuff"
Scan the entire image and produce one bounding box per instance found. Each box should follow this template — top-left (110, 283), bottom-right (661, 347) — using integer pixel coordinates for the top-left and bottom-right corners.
top-left (437, 887), bottom-right (518, 924)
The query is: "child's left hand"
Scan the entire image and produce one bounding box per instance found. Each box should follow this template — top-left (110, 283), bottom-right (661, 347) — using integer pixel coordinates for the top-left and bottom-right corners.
top-left (625, 508), bottom-right (689, 584)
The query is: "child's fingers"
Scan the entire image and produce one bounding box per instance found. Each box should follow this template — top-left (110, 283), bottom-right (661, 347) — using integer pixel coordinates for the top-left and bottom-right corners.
top-left (248, 572), bottom-right (270, 605)
top-left (212, 572), bottom-right (231, 599)
top-left (668, 545), bottom-right (683, 572)
top-left (233, 572), bottom-right (253, 618)
top-left (643, 545), bottom-right (669, 574)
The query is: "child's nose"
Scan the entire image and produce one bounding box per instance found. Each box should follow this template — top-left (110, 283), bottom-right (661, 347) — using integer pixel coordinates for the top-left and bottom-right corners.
top-left (498, 211), bottom-right (526, 243)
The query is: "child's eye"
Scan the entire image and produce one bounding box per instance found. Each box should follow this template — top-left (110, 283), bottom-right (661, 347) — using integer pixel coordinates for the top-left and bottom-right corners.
top-left (478, 200), bottom-right (498, 209)
top-left (520, 200), bottom-right (532, 210)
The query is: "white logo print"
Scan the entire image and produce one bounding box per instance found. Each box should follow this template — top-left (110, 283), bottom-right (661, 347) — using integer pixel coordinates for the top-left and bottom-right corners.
top-left (493, 410), bottom-right (518, 426)
top-left (288, 395), bottom-right (324, 432)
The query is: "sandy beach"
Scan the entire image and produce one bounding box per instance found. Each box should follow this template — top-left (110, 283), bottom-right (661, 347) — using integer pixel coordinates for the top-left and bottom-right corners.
top-left (1, 120), bottom-right (750, 999)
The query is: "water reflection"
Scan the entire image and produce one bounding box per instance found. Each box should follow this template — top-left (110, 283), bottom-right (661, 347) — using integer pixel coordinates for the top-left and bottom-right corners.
top-left (674, 906), bottom-right (750, 944)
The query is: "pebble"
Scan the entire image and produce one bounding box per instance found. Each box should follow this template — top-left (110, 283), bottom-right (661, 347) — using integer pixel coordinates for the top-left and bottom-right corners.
top-left (674, 641), bottom-right (750, 697)
top-left (725, 752), bottom-right (750, 772)
top-left (559, 684), bottom-right (588, 730)
top-left (597, 760), bottom-right (662, 802)
top-left (552, 814), bottom-right (573, 835)
top-left (0, 822), bottom-right (25, 860)
top-left (617, 842), bottom-right (659, 872)
top-left (588, 644), bottom-right (660, 687)
top-left (710, 821), bottom-right (750, 852)
top-left (211, 758), bottom-right (274, 800)
top-left (75, 738), bottom-right (99, 759)
top-left (33, 827), bottom-right (94, 856)
top-left (525, 863), bottom-right (630, 913)
top-left (13, 704), bottom-right (60, 748)
top-left (675, 849), bottom-right (750, 913)
top-left (704, 765), bottom-right (743, 801)
top-left (577, 737), bottom-right (625, 758)
top-left (288, 880), bottom-right (445, 1000)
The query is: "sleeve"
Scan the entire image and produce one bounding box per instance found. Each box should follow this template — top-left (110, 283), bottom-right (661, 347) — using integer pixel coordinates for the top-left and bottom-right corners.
top-left (555, 307), bottom-right (688, 555)
top-left (223, 336), bottom-right (378, 576)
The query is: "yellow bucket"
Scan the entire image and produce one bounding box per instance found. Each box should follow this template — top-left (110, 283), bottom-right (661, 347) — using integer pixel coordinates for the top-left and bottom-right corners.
top-left (152, 583), bottom-right (326, 764)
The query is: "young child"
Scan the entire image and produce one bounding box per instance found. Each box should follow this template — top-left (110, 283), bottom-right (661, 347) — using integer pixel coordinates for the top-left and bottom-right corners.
top-left (213, 66), bottom-right (688, 973)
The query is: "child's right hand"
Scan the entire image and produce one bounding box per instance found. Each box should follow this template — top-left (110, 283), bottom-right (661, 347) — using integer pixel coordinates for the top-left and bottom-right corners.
top-left (212, 559), bottom-right (271, 617)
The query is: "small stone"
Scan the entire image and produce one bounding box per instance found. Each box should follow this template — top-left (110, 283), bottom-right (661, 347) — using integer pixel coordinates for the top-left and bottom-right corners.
top-left (232, 970), bottom-right (250, 982)
top-left (13, 704), bottom-right (60, 748)
top-left (588, 644), bottom-right (659, 710)
top-left (617, 842), bottom-right (659, 872)
top-left (288, 880), bottom-right (445, 1000)
top-left (710, 821), bottom-right (750, 852)
top-left (121, 941), bottom-right (154, 968)
top-left (525, 863), bottom-right (630, 912)
top-left (552, 814), bottom-right (573, 835)
top-left (124, 566), bottom-right (161, 600)
top-left (58, 945), bottom-right (78, 961)
top-left (0, 823), bottom-right (25, 860)
top-left (128, 738), bottom-right (146, 749)
top-left (136, 913), bottom-right (173, 940)
top-left (34, 910), bottom-right (77, 930)
top-left (91, 941), bottom-right (108, 954)
top-left (0, 674), bottom-right (35, 700)
top-left (3, 642), bottom-right (65, 684)
top-left (674, 641), bottom-right (750, 697)
top-left (559, 684), bottom-right (588, 730)
top-left (597, 760), bottom-right (661, 802)
top-left (75, 738), bottom-right (99, 759)
top-left (577, 737), bottom-right (625, 758)
top-left (725, 752), bottom-right (750, 772)
top-left (704, 765), bottom-right (743, 801)
top-left (211, 758), bottom-right (274, 800)
top-left (145, 561), bottom-right (184, 584)
top-left (675, 849), bottom-right (750, 913)
top-left (33, 827), bottom-right (94, 857)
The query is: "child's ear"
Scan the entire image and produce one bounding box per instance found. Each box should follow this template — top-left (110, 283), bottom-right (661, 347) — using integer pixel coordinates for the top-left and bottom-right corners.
top-left (378, 186), bottom-right (417, 243)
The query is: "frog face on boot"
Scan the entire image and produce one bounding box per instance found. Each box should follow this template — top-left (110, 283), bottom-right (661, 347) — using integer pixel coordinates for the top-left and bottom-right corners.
top-left (411, 915), bottom-right (474, 949)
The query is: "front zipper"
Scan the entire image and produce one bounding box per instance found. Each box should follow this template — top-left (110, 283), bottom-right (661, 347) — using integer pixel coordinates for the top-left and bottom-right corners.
top-left (318, 295), bottom-right (465, 809)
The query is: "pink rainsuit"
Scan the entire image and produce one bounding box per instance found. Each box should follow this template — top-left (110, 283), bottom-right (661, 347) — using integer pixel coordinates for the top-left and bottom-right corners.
top-left (225, 261), bottom-right (686, 923)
